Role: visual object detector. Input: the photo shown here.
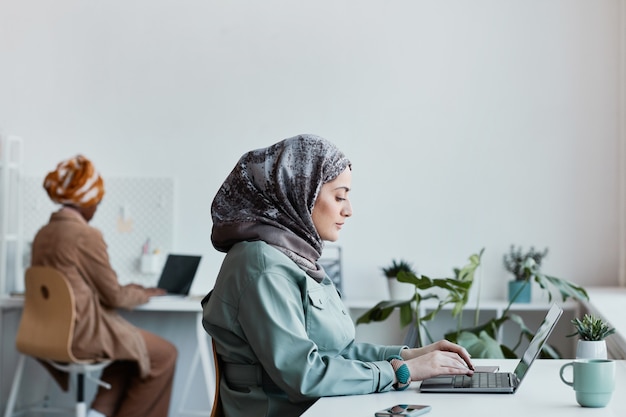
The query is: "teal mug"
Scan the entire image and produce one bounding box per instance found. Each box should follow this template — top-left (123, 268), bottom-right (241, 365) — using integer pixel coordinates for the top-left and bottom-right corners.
top-left (559, 359), bottom-right (615, 408)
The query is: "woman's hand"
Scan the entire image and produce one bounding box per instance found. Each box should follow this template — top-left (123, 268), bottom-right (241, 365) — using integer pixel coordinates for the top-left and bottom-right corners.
top-left (123, 283), bottom-right (166, 299)
top-left (144, 287), bottom-right (167, 297)
top-left (400, 340), bottom-right (474, 381)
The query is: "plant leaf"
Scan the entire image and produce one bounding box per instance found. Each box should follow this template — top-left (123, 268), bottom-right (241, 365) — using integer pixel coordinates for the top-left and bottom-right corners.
top-left (399, 303), bottom-right (413, 328)
top-left (446, 316), bottom-right (509, 342)
top-left (457, 330), bottom-right (505, 359)
top-left (355, 300), bottom-right (411, 325)
top-left (535, 274), bottom-right (589, 302)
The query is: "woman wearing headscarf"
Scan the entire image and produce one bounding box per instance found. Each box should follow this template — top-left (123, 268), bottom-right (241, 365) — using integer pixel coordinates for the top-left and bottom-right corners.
top-left (31, 155), bottom-right (177, 417)
top-left (202, 134), bottom-right (474, 417)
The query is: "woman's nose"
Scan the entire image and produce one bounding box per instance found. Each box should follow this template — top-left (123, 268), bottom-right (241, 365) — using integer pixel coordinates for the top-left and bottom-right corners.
top-left (342, 200), bottom-right (353, 217)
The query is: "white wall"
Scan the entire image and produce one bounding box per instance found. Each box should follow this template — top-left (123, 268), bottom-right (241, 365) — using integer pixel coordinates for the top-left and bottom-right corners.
top-left (0, 0), bottom-right (624, 301)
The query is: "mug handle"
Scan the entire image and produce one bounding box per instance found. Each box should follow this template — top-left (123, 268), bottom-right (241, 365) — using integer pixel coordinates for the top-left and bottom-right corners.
top-left (560, 362), bottom-right (574, 387)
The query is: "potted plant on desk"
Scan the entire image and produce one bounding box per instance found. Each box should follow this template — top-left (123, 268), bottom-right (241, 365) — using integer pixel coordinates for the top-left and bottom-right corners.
top-left (358, 250), bottom-right (484, 348)
top-left (503, 245), bottom-right (549, 303)
top-left (568, 314), bottom-right (616, 359)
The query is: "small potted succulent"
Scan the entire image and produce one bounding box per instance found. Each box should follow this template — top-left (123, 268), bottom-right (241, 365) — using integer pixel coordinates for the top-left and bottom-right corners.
top-left (382, 259), bottom-right (416, 300)
top-left (568, 314), bottom-right (616, 359)
top-left (502, 245), bottom-right (549, 303)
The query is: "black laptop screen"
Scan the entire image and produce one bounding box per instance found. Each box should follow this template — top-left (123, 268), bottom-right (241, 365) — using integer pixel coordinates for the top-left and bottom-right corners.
top-left (157, 254), bottom-right (201, 295)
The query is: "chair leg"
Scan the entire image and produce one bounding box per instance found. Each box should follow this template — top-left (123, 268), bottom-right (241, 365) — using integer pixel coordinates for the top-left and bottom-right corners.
top-left (76, 402), bottom-right (87, 417)
top-left (76, 373), bottom-right (86, 417)
top-left (3, 354), bottom-right (25, 417)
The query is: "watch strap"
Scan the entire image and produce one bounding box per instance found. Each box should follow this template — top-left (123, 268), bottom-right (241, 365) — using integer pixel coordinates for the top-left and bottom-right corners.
top-left (387, 355), bottom-right (410, 391)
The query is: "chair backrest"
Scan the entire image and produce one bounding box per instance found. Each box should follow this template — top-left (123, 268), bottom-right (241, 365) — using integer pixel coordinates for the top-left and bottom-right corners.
top-left (16, 266), bottom-right (81, 363)
top-left (210, 338), bottom-right (224, 417)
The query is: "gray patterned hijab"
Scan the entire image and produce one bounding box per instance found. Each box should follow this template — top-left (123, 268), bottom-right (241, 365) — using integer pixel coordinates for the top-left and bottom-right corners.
top-left (211, 134), bottom-right (351, 277)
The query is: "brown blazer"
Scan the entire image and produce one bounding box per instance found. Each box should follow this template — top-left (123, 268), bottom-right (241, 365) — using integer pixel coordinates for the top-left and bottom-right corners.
top-left (30, 209), bottom-right (151, 378)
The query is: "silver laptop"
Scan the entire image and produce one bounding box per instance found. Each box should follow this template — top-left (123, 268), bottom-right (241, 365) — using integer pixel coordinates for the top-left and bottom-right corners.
top-left (419, 303), bottom-right (563, 393)
top-left (155, 254), bottom-right (201, 296)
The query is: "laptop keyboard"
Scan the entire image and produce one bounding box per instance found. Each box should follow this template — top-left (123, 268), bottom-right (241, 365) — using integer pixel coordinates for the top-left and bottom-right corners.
top-left (454, 373), bottom-right (510, 388)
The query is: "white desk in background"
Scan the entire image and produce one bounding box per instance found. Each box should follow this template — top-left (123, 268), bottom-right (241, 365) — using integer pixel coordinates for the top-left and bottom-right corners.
top-left (302, 359), bottom-right (626, 416)
top-left (0, 295), bottom-right (216, 417)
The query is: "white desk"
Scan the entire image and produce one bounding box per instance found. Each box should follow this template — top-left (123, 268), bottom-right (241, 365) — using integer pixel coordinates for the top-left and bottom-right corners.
top-left (0, 295), bottom-right (216, 417)
top-left (302, 359), bottom-right (626, 416)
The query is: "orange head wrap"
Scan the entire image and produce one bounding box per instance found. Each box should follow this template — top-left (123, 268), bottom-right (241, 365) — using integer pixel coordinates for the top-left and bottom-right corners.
top-left (43, 155), bottom-right (105, 208)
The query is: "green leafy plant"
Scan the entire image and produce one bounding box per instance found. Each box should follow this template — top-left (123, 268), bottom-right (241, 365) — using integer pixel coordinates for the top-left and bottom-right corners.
top-left (446, 263), bottom-right (589, 358)
top-left (357, 247), bottom-right (590, 359)
top-left (567, 314), bottom-right (615, 341)
top-left (503, 245), bottom-right (549, 281)
top-left (357, 249), bottom-right (484, 348)
top-left (502, 245), bottom-right (586, 305)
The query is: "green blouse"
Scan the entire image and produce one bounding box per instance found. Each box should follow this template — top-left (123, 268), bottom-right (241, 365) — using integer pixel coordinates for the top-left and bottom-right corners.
top-left (202, 241), bottom-right (405, 417)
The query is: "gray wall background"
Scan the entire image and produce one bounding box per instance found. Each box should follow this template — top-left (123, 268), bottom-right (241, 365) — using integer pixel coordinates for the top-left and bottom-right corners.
top-left (1, 0), bottom-right (625, 301)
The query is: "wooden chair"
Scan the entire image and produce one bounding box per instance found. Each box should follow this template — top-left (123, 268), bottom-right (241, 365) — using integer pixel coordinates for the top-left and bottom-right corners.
top-left (3, 266), bottom-right (112, 417)
top-left (210, 338), bottom-right (224, 417)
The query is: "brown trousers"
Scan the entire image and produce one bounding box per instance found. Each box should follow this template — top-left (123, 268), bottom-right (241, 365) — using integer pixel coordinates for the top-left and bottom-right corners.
top-left (91, 329), bottom-right (178, 417)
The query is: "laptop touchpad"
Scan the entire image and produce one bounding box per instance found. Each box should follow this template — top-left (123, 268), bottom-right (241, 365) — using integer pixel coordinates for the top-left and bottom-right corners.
top-left (425, 377), bottom-right (454, 385)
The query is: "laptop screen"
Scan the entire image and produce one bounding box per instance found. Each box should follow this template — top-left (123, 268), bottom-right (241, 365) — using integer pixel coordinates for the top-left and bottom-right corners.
top-left (157, 254), bottom-right (201, 295)
top-left (512, 303), bottom-right (563, 383)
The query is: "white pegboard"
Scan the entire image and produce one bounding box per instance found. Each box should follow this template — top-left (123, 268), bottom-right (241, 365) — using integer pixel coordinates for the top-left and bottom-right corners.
top-left (22, 177), bottom-right (174, 286)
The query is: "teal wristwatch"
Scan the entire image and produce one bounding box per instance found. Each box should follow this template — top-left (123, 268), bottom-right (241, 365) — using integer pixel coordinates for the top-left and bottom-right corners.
top-left (387, 355), bottom-right (410, 391)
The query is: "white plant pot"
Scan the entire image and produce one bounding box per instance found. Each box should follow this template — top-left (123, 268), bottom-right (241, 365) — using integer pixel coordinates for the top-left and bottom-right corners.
top-left (387, 279), bottom-right (414, 300)
top-left (575, 340), bottom-right (608, 359)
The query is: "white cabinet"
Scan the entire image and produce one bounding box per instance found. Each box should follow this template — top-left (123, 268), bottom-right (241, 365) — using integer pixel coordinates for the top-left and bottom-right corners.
top-left (0, 135), bottom-right (23, 295)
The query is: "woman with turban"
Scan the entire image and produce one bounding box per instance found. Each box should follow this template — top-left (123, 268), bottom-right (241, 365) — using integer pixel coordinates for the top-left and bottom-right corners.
top-left (31, 154), bottom-right (177, 417)
top-left (202, 135), bottom-right (474, 417)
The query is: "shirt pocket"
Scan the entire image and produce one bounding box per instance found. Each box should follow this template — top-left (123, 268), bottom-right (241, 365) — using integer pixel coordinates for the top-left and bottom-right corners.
top-left (306, 286), bottom-right (353, 352)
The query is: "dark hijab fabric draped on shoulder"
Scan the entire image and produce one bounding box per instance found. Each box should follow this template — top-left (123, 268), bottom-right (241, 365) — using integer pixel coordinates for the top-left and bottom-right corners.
top-left (211, 134), bottom-right (351, 277)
